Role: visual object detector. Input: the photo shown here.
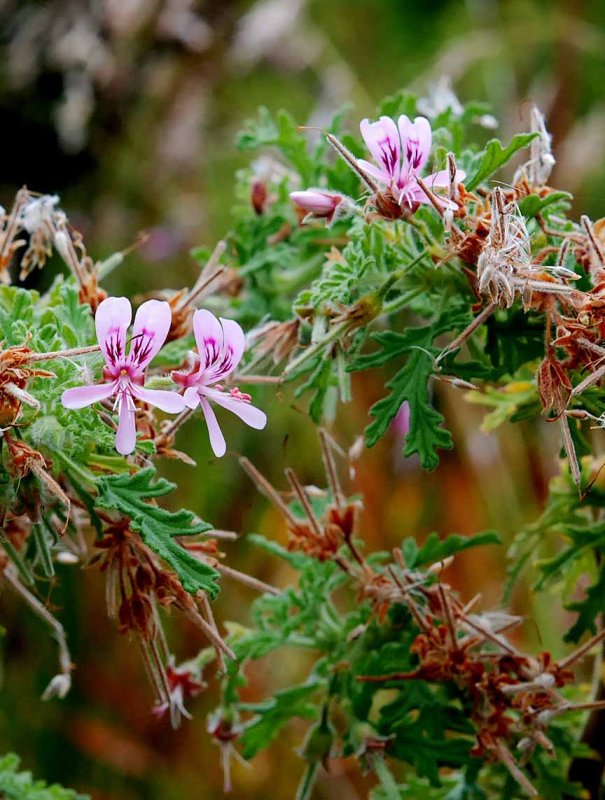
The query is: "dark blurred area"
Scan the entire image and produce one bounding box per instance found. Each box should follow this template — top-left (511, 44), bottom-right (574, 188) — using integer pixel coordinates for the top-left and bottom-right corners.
top-left (1, 0), bottom-right (605, 797)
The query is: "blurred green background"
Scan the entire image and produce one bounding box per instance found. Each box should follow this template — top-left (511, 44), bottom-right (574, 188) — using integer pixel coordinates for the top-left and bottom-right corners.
top-left (1, 0), bottom-right (605, 797)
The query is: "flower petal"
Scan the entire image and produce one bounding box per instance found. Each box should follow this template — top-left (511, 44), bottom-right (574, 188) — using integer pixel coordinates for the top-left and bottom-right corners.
top-left (183, 386), bottom-right (201, 409)
top-left (360, 117), bottom-right (401, 182)
top-left (356, 159), bottom-right (391, 186)
top-left (192, 309), bottom-right (224, 370)
top-left (115, 396), bottom-right (137, 455)
top-left (200, 396), bottom-right (226, 457)
top-left (61, 381), bottom-right (116, 409)
top-left (129, 299), bottom-right (172, 370)
top-left (130, 384), bottom-right (186, 413)
top-left (410, 184), bottom-right (458, 210)
top-left (205, 388), bottom-right (267, 429)
top-left (425, 168), bottom-right (466, 189)
top-left (398, 115), bottom-right (432, 173)
top-left (95, 297), bottom-right (132, 368)
top-left (218, 317), bottom-right (245, 378)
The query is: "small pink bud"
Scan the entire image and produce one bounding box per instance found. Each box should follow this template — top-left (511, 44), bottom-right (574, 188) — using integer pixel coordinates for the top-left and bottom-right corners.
top-left (290, 189), bottom-right (343, 221)
top-left (392, 400), bottom-right (410, 438)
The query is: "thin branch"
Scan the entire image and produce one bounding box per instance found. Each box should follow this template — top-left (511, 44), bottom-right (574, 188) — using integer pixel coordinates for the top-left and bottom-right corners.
top-left (239, 457), bottom-right (299, 526)
top-left (285, 468), bottom-right (323, 539)
top-left (215, 562), bottom-right (280, 595)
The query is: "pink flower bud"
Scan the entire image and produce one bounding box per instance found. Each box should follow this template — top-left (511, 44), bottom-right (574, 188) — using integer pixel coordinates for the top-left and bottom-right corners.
top-left (290, 189), bottom-right (343, 221)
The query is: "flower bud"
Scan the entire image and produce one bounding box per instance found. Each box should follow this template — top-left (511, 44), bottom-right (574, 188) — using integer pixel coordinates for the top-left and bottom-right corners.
top-left (300, 714), bottom-right (335, 768)
top-left (290, 189), bottom-right (343, 222)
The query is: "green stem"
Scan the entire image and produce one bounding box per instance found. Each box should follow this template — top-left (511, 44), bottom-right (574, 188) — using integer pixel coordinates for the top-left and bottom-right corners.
top-left (382, 287), bottom-right (424, 316)
top-left (0, 534), bottom-right (34, 585)
top-left (55, 451), bottom-right (98, 488)
top-left (97, 252), bottom-right (124, 280)
top-left (373, 249), bottom-right (429, 305)
top-left (372, 755), bottom-right (400, 800)
top-left (284, 319), bottom-right (350, 378)
top-left (295, 762), bottom-right (319, 800)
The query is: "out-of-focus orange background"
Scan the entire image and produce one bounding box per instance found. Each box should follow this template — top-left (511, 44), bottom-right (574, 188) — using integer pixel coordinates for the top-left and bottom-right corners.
top-left (1, 0), bottom-right (605, 797)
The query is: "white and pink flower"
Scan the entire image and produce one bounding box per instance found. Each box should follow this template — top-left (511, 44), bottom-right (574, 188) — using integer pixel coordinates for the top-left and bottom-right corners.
top-left (358, 114), bottom-right (465, 210)
top-left (172, 310), bottom-right (267, 457)
top-left (153, 659), bottom-right (204, 729)
top-left (61, 297), bottom-right (185, 455)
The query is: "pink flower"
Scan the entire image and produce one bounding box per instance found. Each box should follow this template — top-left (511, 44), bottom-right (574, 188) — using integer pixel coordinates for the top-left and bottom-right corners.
top-left (358, 114), bottom-right (465, 210)
top-left (62, 297), bottom-right (185, 455)
top-left (172, 310), bottom-right (267, 457)
top-left (290, 189), bottom-right (344, 222)
top-left (153, 660), bottom-right (204, 728)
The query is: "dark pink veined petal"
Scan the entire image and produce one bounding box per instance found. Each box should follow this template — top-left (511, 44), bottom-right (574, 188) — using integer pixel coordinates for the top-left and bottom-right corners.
top-left (218, 317), bottom-right (245, 378)
top-left (115, 395), bottom-right (137, 455)
top-left (398, 115), bottom-right (432, 173)
top-left (360, 117), bottom-right (401, 183)
top-left (205, 388), bottom-right (267, 429)
top-left (183, 386), bottom-right (201, 409)
top-left (61, 381), bottom-right (116, 409)
top-left (192, 309), bottom-right (224, 371)
top-left (200, 396), bottom-right (226, 457)
top-left (130, 384), bottom-right (186, 414)
top-left (95, 296), bottom-right (132, 369)
top-left (128, 299), bottom-right (172, 371)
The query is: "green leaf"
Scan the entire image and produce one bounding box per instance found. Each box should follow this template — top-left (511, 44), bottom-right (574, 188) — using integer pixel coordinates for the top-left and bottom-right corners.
top-left (403, 531), bottom-right (500, 569)
top-left (351, 307), bottom-right (470, 470)
top-left (237, 107), bottom-right (316, 185)
top-left (378, 90), bottom-right (418, 120)
top-left (96, 468), bottom-right (220, 597)
top-left (0, 753), bottom-right (89, 799)
top-left (536, 521), bottom-right (605, 589)
top-left (240, 680), bottom-right (322, 759)
top-left (564, 567), bottom-right (605, 643)
top-left (517, 191), bottom-right (572, 217)
top-left (465, 132), bottom-right (538, 191)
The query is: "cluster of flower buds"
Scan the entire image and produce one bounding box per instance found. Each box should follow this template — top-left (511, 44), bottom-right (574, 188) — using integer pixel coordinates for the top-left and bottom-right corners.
top-left (61, 297), bottom-right (267, 456)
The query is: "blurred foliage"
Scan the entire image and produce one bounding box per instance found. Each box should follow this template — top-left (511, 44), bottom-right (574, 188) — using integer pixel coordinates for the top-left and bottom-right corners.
top-left (0, 754), bottom-right (88, 800)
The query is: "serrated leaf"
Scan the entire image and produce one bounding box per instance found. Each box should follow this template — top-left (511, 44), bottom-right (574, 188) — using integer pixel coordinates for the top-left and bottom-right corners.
top-left (96, 468), bottom-right (220, 597)
top-left (535, 522), bottom-right (605, 589)
top-left (237, 107), bottom-right (316, 184)
top-left (240, 680), bottom-right (322, 759)
top-left (465, 132), bottom-right (538, 191)
top-left (564, 567), bottom-right (605, 643)
top-left (351, 307), bottom-right (470, 470)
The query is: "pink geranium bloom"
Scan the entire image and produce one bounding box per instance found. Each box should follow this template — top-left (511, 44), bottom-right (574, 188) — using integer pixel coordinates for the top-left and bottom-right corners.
top-left (172, 310), bottom-right (267, 457)
top-left (62, 297), bottom-right (185, 455)
top-left (358, 114), bottom-right (465, 210)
